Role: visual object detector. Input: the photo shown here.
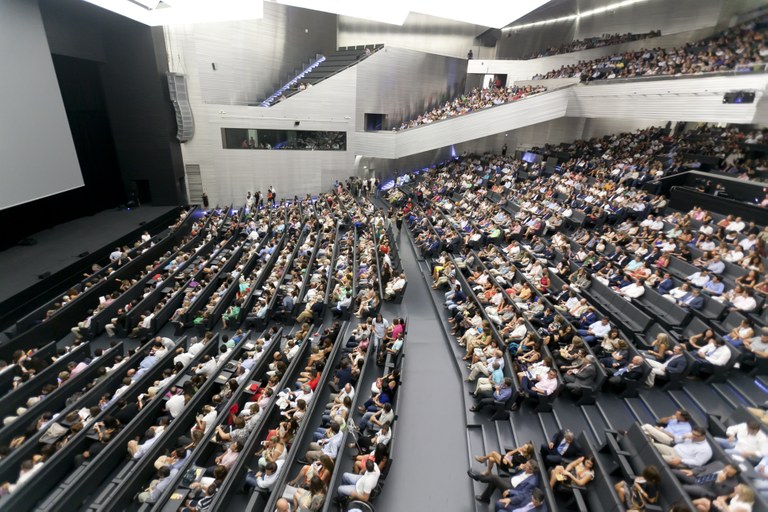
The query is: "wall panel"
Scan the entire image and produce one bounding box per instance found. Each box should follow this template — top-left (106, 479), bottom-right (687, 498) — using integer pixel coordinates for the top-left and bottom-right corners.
top-left (354, 47), bottom-right (467, 130)
top-left (165, 2), bottom-right (337, 105)
top-left (338, 12), bottom-right (488, 60)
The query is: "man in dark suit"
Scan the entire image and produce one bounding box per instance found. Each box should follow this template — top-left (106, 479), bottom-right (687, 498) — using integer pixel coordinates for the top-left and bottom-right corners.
top-left (576, 309), bottom-right (598, 330)
top-left (563, 355), bottom-right (598, 395)
top-left (467, 460), bottom-right (540, 505)
top-left (646, 345), bottom-right (688, 386)
top-left (655, 273), bottom-right (675, 295)
top-left (540, 429), bottom-right (582, 468)
top-left (499, 487), bottom-right (547, 512)
top-left (673, 461), bottom-right (740, 499)
top-left (678, 289), bottom-right (705, 310)
top-left (606, 355), bottom-right (646, 393)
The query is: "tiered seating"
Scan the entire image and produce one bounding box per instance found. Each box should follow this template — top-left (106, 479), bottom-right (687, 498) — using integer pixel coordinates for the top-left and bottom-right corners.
top-left (522, 30), bottom-right (661, 59)
top-left (532, 10), bottom-right (768, 80)
top-left (386, 135), bottom-right (768, 511)
top-left (0, 183), bottom-right (407, 511)
top-left (394, 84), bottom-right (547, 131)
top-left (1, 208), bottom-right (197, 358)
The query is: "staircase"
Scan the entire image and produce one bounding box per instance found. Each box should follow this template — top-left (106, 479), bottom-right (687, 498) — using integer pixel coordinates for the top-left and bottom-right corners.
top-left (266, 44), bottom-right (383, 105)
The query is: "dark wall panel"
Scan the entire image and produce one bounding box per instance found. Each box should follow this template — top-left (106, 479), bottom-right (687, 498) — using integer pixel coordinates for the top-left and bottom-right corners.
top-left (40, 0), bottom-right (184, 206)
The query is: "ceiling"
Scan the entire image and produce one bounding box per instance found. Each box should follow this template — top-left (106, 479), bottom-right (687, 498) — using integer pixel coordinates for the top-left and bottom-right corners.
top-left (78, 0), bottom-right (556, 27)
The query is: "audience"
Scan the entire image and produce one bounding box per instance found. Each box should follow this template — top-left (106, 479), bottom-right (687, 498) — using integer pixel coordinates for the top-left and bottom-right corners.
top-left (532, 13), bottom-right (768, 81)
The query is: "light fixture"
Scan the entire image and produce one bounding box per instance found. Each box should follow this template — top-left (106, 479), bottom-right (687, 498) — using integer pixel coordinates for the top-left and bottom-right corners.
top-left (80, 0), bottom-right (264, 25)
top-left (504, 0), bottom-right (649, 31)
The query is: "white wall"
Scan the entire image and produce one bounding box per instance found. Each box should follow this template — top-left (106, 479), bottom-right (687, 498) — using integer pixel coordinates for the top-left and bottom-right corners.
top-left (338, 12), bottom-right (491, 60)
top-left (164, 2), bottom-right (337, 105)
top-left (0, 0), bottom-right (83, 210)
top-left (354, 47), bottom-right (467, 130)
top-left (165, 17), bottom-right (358, 206)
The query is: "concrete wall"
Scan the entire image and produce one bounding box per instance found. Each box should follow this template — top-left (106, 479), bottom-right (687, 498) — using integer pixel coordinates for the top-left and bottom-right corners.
top-left (164, 2), bottom-right (338, 105)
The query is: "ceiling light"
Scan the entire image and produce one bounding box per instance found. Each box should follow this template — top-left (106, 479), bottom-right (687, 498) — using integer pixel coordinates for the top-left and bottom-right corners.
top-left (504, 0), bottom-right (649, 31)
top-left (80, 0), bottom-right (264, 25)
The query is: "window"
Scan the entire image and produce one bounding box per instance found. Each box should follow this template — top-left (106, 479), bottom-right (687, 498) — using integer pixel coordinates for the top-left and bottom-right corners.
top-left (221, 128), bottom-right (346, 151)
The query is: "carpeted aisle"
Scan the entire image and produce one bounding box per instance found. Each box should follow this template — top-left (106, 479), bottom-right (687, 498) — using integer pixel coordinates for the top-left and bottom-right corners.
top-left (373, 228), bottom-right (473, 511)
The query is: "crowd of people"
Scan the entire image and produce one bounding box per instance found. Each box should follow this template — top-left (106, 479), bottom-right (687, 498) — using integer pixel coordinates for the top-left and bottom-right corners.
top-left (532, 12), bottom-right (768, 81)
top-left (522, 30), bottom-right (661, 60)
top-left (386, 120), bottom-right (768, 510)
top-left (395, 84), bottom-right (546, 131)
top-left (0, 179), bottom-right (407, 511)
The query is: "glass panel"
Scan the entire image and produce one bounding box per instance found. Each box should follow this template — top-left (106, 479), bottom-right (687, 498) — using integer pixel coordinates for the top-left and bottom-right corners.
top-left (221, 128), bottom-right (346, 151)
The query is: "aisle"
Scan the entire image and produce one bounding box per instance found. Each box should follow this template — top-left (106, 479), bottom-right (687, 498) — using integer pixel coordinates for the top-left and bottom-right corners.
top-left (374, 229), bottom-right (473, 511)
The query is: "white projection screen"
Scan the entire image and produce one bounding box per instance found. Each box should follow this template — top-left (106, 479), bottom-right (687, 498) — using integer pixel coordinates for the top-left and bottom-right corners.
top-left (0, 0), bottom-right (84, 210)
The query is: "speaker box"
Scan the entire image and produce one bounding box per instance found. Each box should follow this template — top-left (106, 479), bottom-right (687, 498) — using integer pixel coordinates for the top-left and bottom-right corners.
top-left (167, 73), bottom-right (195, 142)
top-left (38, 271), bottom-right (51, 280)
top-left (78, 251), bottom-right (90, 258)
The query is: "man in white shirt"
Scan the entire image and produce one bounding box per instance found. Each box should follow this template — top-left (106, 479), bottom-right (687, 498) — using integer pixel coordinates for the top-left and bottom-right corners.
top-left (714, 421), bottom-right (768, 463)
top-left (337, 459), bottom-right (381, 502)
top-left (507, 319), bottom-right (528, 342)
top-left (731, 291), bottom-right (757, 313)
top-left (245, 460), bottom-right (283, 493)
top-left (726, 217), bottom-right (745, 233)
top-left (691, 339), bottom-right (731, 378)
top-left (687, 271), bottom-right (711, 288)
top-left (618, 280), bottom-right (645, 300)
top-left (706, 256), bottom-right (725, 275)
top-left (188, 338), bottom-right (206, 357)
top-left (194, 356), bottom-right (217, 378)
top-left (129, 428), bottom-right (158, 459)
top-left (653, 427), bottom-right (712, 468)
top-left (740, 234), bottom-right (758, 252)
top-left (302, 423), bottom-right (343, 463)
top-left (166, 392), bottom-right (187, 419)
top-left (510, 370), bottom-right (558, 411)
top-left (578, 317), bottom-right (611, 346)
top-left (466, 350), bottom-right (505, 382)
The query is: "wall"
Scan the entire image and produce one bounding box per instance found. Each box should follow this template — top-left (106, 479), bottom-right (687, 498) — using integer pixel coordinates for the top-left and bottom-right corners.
top-left (166, 45), bottom-right (358, 205)
top-left (166, 42), bottom-right (473, 205)
top-left (354, 47), bottom-right (467, 130)
top-left (338, 12), bottom-right (491, 60)
top-left (40, 0), bottom-right (185, 206)
top-left (164, 2), bottom-right (337, 105)
top-left (0, 0), bottom-right (83, 210)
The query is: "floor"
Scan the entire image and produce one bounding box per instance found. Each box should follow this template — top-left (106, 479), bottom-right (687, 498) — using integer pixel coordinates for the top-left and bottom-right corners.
top-left (373, 227), bottom-right (474, 512)
top-left (0, 206), bottom-right (175, 302)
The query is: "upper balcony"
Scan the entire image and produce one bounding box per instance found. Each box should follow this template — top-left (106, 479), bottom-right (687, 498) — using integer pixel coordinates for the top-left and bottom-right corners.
top-left (354, 72), bottom-right (768, 159)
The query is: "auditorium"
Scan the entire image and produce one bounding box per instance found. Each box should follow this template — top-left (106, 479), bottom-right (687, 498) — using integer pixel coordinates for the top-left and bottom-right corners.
top-left (2, 0), bottom-right (768, 510)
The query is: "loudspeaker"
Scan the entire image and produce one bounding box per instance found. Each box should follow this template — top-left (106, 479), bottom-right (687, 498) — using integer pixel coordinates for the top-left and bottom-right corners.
top-left (18, 237), bottom-right (37, 246)
top-left (167, 73), bottom-right (195, 142)
top-left (294, 121), bottom-right (301, 126)
top-left (78, 251), bottom-right (90, 258)
top-left (139, 221), bottom-right (147, 226)
top-left (38, 271), bottom-right (51, 280)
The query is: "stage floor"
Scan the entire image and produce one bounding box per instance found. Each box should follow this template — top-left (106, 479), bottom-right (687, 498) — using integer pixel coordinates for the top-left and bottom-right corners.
top-left (0, 206), bottom-right (175, 303)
